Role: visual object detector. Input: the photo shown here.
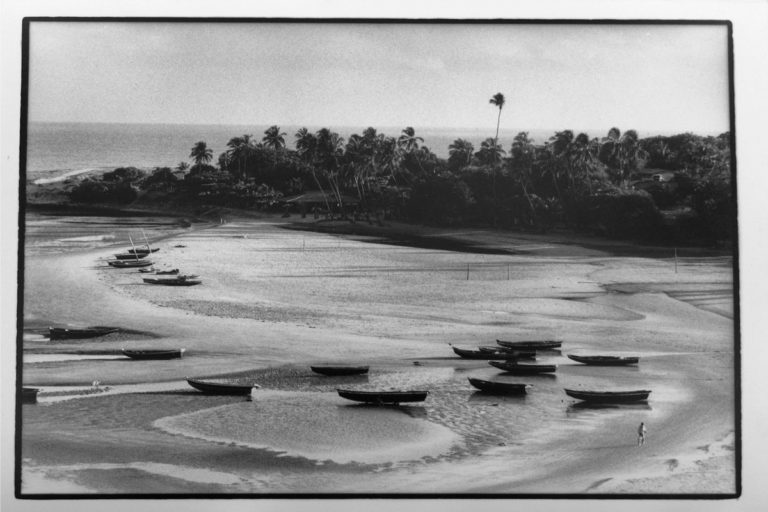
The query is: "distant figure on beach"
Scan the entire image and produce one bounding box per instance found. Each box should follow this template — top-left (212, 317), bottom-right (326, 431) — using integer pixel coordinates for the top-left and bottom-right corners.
top-left (637, 422), bottom-right (647, 446)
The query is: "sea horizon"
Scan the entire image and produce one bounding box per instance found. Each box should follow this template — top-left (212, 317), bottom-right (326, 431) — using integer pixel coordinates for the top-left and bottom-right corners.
top-left (25, 121), bottom-right (725, 177)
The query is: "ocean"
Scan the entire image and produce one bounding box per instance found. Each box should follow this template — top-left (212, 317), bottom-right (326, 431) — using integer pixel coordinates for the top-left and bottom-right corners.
top-left (24, 122), bottom-right (575, 182)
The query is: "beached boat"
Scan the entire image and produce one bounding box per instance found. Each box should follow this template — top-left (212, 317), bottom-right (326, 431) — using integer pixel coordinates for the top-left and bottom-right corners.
top-left (113, 252), bottom-right (149, 260)
top-left (311, 365), bottom-right (369, 376)
top-left (567, 355), bottom-right (640, 366)
top-left (337, 389), bottom-right (429, 405)
top-left (496, 339), bottom-right (562, 350)
top-left (186, 378), bottom-right (257, 395)
top-left (489, 361), bottom-right (558, 374)
top-left (108, 259), bottom-right (154, 268)
top-left (143, 276), bottom-right (201, 286)
top-left (49, 326), bottom-right (119, 340)
top-left (452, 346), bottom-right (521, 360)
top-left (564, 388), bottom-right (651, 403)
top-left (128, 247), bottom-right (159, 254)
top-left (468, 377), bottom-right (529, 395)
top-left (138, 268), bottom-right (179, 274)
top-left (22, 387), bottom-right (40, 404)
top-left (122, 348), bottom-right (185, 360)
top-left (478, 346), bottom-right (537, 359)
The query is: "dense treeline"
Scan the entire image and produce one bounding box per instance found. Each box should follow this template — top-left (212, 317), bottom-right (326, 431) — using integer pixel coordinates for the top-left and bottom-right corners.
top-left (68, 100), bottom-right (733, 246)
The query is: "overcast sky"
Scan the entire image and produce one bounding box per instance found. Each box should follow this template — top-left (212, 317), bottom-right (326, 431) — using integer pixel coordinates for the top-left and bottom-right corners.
top-left (28, 22), bottom-right (730, 133)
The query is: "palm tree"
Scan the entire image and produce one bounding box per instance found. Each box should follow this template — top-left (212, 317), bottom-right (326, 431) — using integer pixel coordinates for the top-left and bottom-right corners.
top-left (598, 127), bottom-right (646, 188)
top-left (189, 141), bottom-right (213, 168)
top-left (448, 138), bottom-right (474, 171)
top-left (226, 135), bottom-right (255, 179)
top-left (489, 92), bottom-right (506, 154)
top-left (262, 125), bottom-right (286, 164)
top-left (476, 138), bottom-right (506, 166)
top-left (571, 132), bottom-right (600, 195)
top-left (176, 161), bottom-right (189, 172)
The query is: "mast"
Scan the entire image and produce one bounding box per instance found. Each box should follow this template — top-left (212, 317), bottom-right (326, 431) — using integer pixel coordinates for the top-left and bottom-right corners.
top-left (128, 235), bottom-right (139, 261)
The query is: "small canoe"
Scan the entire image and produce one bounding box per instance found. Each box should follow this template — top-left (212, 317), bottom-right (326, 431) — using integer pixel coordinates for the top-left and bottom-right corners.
top-left (497, 339), bottom-right (562, 350)
top-left (186, 378), bottom-right (257, 395)
top-left (113, 252), bottom-right (149, 260)
top-left (452, 346), bottom-right (520, 360)
top-left (337, 389), bottom-right (429, 405)
top-left (468, 377), bottom-right (529, 395)
top-left (128, 247), bottom-right (159, 254)
top-left (22, 387), bottom-right (40, 404)
top-left (489, 361), bottom-right (557, 374)
top-left (122, 348), bottom-right (185, 360)
top-left (108, 259), bottom-right (154, 268)
top-left (311, 365), bottom-right (369, 376)
top-left (567, 355), bottom-right (640, 366)
top-left (138, 268), bottom-right (179, 274)
top-left (564, 388), bottom-right (651, 403)
top-left (49, 326), bottom-right (119, 340)
top-left (478, 346), bottom-right (537, 360)
top-left (143, 276), bottom-right (201, 286)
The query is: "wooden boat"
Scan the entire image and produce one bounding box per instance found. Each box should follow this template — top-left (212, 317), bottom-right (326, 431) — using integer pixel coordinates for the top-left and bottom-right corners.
top-left (564, 388), bottom-right (651, 403)
top-left (452, 346), bottom-right (520, 360)
top-left (478, 346), bottom-right (537, 359)
top-left (49, 326), bottom-right (119, 340)
top-left (138, 268), bottom-right (179, 274)
top-left (337, 389), bottom-right (429, 405)
top-left (186, 378), bottom-right (257, 395)
top-left (497, 339), bottom-right (562, 350)
top-left (489, 361), bottom-right (557, 374)
top-left (567, 355), bottom-right (640, 366)
top-left (122, 348), bottom-right (185, 360)
top-left (108, 259), bottom-right (154, 268)
top-left (468, 377), bottom-right (529, 395)
top-left (22, 387), bottom-right (40, 404)
top-left (143, 276), bottom-right (201, 286)
top-left (128, 247), bottom-right (159, 254)
top-left (311, 365), bottom-right (369, 376)
top-left (113, 252), bottom-right (148, 260)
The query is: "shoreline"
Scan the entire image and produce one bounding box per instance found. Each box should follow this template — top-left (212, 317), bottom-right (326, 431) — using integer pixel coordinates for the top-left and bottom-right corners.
top-left (19, 213), bottom-right (736, 494)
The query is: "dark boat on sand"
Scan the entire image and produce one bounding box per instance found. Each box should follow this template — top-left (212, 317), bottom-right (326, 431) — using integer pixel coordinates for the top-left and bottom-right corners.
top-left (564, 388), bottom-right (651, 403)
top-left (337, 389), bottom-right (429, 405)
top-left (143, 276), bottom-right (201, 286)
top-left (22, 387), bottom-right (40, 404)
top-left (489, 361), bottom-right (557, 374)
top-left (122, 348), bottom-right (185, 360)
top-left (108, 259), bottom-right (154, 268)
top-left (468, 377), bottom-right (529, 395)
top-left (138, 268), bottom-right (179, 274)
top-left (186, 378), bottom-right (257, 395)
top-left (311, 365), bottom-right (369, 376)
top-left (49, 326), bottom-right (119, 340)
top-left (567, 355), bottom-right (640, 366)
top-left (452, 346), bottom-right (521, 360)
top-left (113, 252), bottom-right (149, 260)
top-left (128, 247), bottom-right (159, 254)
top-left (496, 339), bottom-right (562, 350)
top-left (478, 346), bottom-right (537, 359)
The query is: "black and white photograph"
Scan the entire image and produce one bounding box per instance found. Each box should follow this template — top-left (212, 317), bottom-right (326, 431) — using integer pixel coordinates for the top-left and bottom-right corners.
top-left (3, 0), bottom-right (766, 508)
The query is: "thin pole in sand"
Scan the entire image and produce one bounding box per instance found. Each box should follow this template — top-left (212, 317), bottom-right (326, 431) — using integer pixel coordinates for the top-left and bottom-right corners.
top-left (507, 263), bottom-right (510, 280)
top-left (466, 263), bottom-right (470, 281)
top-left (674, 248), bottom-right (678, 273)
top-left (128, 235), bottom-right (139, 262)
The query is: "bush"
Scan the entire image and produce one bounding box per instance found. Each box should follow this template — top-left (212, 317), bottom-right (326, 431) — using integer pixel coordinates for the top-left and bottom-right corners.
top-left (569, 190), bottom-right (663, 240)
top-left (69, 178), bottom-right (138, 204)
top-left (406, 173), bottom-right (472, 226)
top-left (102, 167), bottom-right (145, 182)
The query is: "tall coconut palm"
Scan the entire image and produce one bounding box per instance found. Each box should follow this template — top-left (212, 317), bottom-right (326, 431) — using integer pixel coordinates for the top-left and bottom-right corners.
top-left (598, 127), bottom-right (646, 188)
top-left (476, 138), bottom-right (506, 167)
top-left (226, 134), bottom-right (255, 179)
top-left (176, 161), bottom-right (189, 172)
top-left (489, 92), bottom-right (506, 154)
top-left (189, 141), bottom-right (213, 168)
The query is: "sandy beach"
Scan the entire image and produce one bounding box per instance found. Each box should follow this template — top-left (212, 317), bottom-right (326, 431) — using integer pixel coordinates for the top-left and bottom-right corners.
top-left (19, 214), bottom-right (736, 495)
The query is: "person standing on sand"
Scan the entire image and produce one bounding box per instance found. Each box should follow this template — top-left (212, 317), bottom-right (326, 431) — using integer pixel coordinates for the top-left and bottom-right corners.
top-left (637, 422), bottom-right (647, 446)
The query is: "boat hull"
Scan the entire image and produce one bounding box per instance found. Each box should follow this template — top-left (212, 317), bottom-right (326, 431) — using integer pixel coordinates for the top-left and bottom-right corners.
top-left (113, 253), bottom-right (148, 260)
top-left (49, 327), bottom-right (119, 340)
top-left (143, 277), bottom-right (201, 286)
top-left (567, 355), bottom-right (639, 366)
top-left (186, 379), bottom-right (255, 395)
top-left (468, 377), bottom-right (529, 395)
top-left (311, 365), bottom-right (369, 376)
top-left (122, 349), bottom-right (185, 360)
top-left (452, 347), bottom-right (520, 360)
top-left (496, 339), bottom-right (562, 350)
top-left (489, 361), bottom-right (557, 374)
top-left (337, 389), bottom-right (428, 404)
top-left (108, 260), bottom-right (154, 268)
top-left (22, 387), bottom-right (40, 404)
top-left (564, 388), bottom-right (651, 403)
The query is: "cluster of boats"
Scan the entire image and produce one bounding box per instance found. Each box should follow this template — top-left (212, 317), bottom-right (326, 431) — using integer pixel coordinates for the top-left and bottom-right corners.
top-left (106, 237), bottom-right (202, 286)
top-left (453, 339), bottom-right (650, 403)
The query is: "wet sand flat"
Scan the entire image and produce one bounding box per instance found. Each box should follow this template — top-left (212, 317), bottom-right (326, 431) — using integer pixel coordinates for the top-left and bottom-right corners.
top-left (20, 216), bottom-right (736, 494)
